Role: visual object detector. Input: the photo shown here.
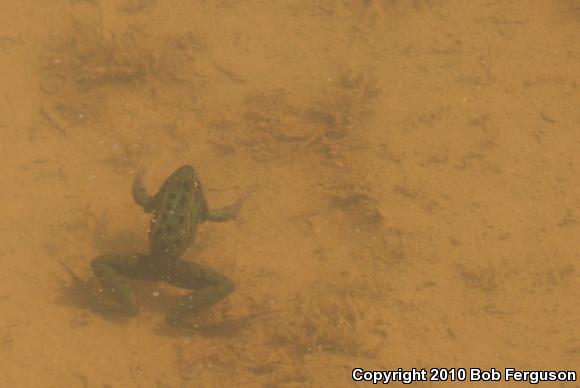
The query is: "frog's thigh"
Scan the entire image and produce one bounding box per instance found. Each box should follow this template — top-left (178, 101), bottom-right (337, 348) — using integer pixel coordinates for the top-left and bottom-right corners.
top-left (90, 253), bottom-right (155, 315)
top-left (165, 261), bottom-right (235, 292)
top-left (91, 253), bottom-right (159, 280)
top-left (164, 261), bottom-right (235, 323)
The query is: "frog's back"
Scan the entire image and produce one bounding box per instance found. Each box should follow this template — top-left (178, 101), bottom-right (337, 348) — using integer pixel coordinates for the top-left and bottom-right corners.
top-left (149, 165), bottom-right (207, 259)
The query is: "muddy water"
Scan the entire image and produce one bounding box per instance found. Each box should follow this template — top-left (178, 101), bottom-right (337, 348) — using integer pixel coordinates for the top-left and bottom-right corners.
top-left (0, 1), bottom-right (579, 387)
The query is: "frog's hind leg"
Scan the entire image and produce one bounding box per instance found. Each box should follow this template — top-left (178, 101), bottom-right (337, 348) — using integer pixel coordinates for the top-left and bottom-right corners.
top-left (91, 253), bottom-right (158, 316)
top-left (163, 261), bottom-right (235, 325)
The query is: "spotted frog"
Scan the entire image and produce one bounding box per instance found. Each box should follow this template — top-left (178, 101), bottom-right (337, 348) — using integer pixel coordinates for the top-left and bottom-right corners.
top-left (90, 165), bottom-right (247, 325)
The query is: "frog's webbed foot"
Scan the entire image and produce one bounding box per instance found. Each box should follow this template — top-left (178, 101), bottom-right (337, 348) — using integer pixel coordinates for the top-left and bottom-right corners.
top-left (60, 261), bottom-right (110, 313)
top-left (132, 168), bottom-right (157, 213)
top-left (168, 310), bottom-right (283, 337)
top-left (206, 191), bottom-right (254, 222)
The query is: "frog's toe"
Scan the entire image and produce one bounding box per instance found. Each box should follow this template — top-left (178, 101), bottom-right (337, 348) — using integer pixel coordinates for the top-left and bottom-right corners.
top-left (237, 191), bottom-right (254, 208)
top-left (132, 170), bottom-right (145, 192)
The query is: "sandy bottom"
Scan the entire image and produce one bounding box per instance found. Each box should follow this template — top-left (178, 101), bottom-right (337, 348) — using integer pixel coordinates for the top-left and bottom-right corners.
top-left (0, 1), bottom-right (579, 387)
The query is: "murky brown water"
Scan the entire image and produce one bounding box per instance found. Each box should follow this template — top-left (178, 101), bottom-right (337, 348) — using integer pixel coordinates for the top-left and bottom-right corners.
top-left (0, 1), bottom-right (579, 387)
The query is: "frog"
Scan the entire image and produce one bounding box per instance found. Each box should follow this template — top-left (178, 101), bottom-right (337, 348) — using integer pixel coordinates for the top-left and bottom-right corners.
top-left (89, 165), bottom-right (248, 326)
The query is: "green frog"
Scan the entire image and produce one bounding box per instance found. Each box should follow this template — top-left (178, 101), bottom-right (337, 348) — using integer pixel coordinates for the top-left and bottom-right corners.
top-left (90, 165), bottom-right (248, 325)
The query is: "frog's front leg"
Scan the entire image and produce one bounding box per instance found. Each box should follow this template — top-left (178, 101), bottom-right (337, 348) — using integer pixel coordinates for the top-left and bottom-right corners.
top-left (91, 253), bottom-right (158, 316)
top-left (206, 192), bottom-right (252, 222)
top-left (132, 169), bottom-right (157, 213)
top-left (163, 261), bottom-right (235, 325)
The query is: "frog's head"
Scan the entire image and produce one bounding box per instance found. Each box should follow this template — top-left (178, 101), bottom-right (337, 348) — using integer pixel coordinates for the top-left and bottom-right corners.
top-left (173, 164), bottom-right (197, 179)
top-left (170, 165), bottom-right (203, 191)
